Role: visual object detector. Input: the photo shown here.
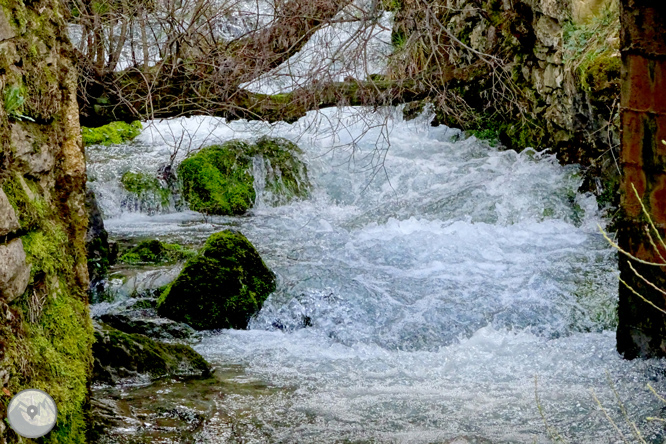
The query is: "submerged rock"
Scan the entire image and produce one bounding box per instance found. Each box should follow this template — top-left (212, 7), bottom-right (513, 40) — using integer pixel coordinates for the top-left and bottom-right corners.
top-left (157, 230), bottom-right (276, 330)
top-left (178, 136), bottom-right (309, 215)
top-left (92, 322), bottom-right (212, 384)
top-left (97, 313), bottom-right (200, 342)
top-left (119, 239), bottom-right (195, 265)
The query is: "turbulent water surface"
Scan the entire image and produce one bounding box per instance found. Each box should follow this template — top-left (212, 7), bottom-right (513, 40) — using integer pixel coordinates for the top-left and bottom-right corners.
top-left (88, 108), bottom-right (666, 443)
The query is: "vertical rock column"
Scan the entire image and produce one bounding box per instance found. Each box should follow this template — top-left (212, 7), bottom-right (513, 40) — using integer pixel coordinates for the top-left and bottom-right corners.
top-left (617, 0), bottom-right (666, 358)
top-left (0, 0), bottom-right (93, 441)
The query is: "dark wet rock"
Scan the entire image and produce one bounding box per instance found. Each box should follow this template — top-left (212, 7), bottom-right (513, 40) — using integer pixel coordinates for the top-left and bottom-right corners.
top-left (124, 297), bottom-right (158, 311)
top-left (86, 188), bottom-right (116, 296)
top-left (157, 230), bottom-right (276, 330)
top-left (97, 313), bottom-right (200, 342)
top-left (92, 321), bottom-right (212, 384)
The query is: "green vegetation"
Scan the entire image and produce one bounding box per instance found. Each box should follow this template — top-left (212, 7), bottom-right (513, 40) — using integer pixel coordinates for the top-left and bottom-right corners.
top-left (254, 136), bottom-right (310, 202)
top-left (466, 127), bottom-right (501, 147)
top-left (178, 137), bottom-right (309, 215)
top-left (458, 112), bottom-right (543, 150)
top-left (1, 174), bottom-right (93, 444)
top-left (119, 239), bottom-right (196, 265)
top-left (157, 230), bottom-right (276, 330)
top-left (81, 120), bottom-right (142, 146)
top-left (178, 140), bottom-right (256, 215)
top-left (563, 1), bottom-right (620, 94)
top-left (3, 85), bottom-right (34, 122)
top-left (120, 171), bottom-right (171, 207)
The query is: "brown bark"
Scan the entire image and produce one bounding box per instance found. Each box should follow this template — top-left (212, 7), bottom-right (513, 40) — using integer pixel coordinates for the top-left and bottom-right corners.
top-left (79, 76), bottom-right (434, 126)
top-left (78, 0), bottom-right (358, 125)
top-left (617, 0), bottom-right (666, 358)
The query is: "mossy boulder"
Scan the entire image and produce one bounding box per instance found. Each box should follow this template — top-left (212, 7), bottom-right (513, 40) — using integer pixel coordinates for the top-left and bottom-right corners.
top-left (97, 313), bottom-right (200, 342)
top-left (157, 230), bottom-right (276, 330)
top-left (81, 120), bottom-right (142, 146)
top-left (254, 136), bottom-right (310, 205)
top-left (120, 171), bottom-right (171, 208)
top-left (119, 239), bottom-right (195, 265)
top-left (178, 140), bottom-right (255, 215)
top-left (178, 136), bottom-right (309, 215)
top-left (92, 322), bottom-right (211, 384)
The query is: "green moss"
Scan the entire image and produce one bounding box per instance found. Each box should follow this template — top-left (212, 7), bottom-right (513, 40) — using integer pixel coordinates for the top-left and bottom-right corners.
top-left (178, 137), bottom-right (310, 215)
top-left (1, 170), bottom-right (93, 443)
top-left (93, 322), bottom-right (211, 383)
top-left (466, 128), bottom-right (501, 147)
top-left (3, 175), bottom-right (45, 231)
top-left (120, 171), bottom-right (171, 207)
top-left (81, 120), bottom-right (142, 146)
top-left (178, 141), bottom-right (255, 215)
top-left (157, 230), bottom-right (276, 330)
top-left (119, 239), bottom-right (196, 265)
top-left (3, 245), bottom-right (92, 444)
top-left (563, 1), bottom-right (620, 94)
top-left (254, 136), bottom-right (310, 202)
top-left (580, 50), bottom-right (621, 93)
top-left (19, 295), bottom-right (93, 443)
top-left (597, 170), bottom-right (621, 208)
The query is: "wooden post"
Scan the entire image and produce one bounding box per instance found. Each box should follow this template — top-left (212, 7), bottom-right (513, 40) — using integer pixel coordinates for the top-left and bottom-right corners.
top-left (617, 0), bottom-right (666, 358)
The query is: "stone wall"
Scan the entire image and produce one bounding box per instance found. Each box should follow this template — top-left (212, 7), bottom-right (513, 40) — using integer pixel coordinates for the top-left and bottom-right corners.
top-left (0, 0), bottom-right (93, 441)
top-left (391, 0), bottom-right (621, 196)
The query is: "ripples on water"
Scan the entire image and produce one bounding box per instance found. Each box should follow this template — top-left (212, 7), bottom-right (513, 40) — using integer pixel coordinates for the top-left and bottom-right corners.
top-left (89, 107), bottom-right (666, 443)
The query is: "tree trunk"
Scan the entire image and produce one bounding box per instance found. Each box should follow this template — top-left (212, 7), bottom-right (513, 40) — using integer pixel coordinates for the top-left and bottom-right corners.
top-left (617, 0), bottom-right (666, 358)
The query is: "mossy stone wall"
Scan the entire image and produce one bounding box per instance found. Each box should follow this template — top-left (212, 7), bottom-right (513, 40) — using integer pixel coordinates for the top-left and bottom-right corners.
top-left (391, 0), bottom-right (620, 176)
top-left (0, 0), bottom-right (93, 441)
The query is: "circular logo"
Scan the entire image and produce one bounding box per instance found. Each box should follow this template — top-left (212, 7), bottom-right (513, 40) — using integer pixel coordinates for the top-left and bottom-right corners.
top-left (6, 389), bottom-right (58, 438)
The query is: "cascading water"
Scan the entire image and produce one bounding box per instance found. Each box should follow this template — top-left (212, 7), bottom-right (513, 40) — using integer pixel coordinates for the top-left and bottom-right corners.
top-left (88, 107), bottom-right (666, 443)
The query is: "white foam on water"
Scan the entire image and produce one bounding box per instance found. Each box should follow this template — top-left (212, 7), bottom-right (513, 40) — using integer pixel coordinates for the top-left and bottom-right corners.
top-left (91, 107), bottom-right (666, 443)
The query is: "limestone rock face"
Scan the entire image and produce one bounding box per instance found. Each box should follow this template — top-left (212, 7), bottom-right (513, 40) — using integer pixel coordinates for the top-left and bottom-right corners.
top-left (11, 124), bottom-right (56, 175)
top-left (392, 0), bottom-right (620, 177)
top-left (535, 15), bottom-right (562, 48)
top-left (0, 239), bottom-right (30, 303)
top-left (0, 190), bottom-right (20, 237)
top-left (0, 10), bottom-right (15, 41)
top-left (573, 0), bottom-right (611, 23)
top-left (0, 0), bottom-right (93, 441)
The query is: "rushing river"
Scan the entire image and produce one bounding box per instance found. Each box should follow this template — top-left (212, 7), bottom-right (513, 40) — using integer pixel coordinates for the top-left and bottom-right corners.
top-left (88, 107), bottom-right (666, 443)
